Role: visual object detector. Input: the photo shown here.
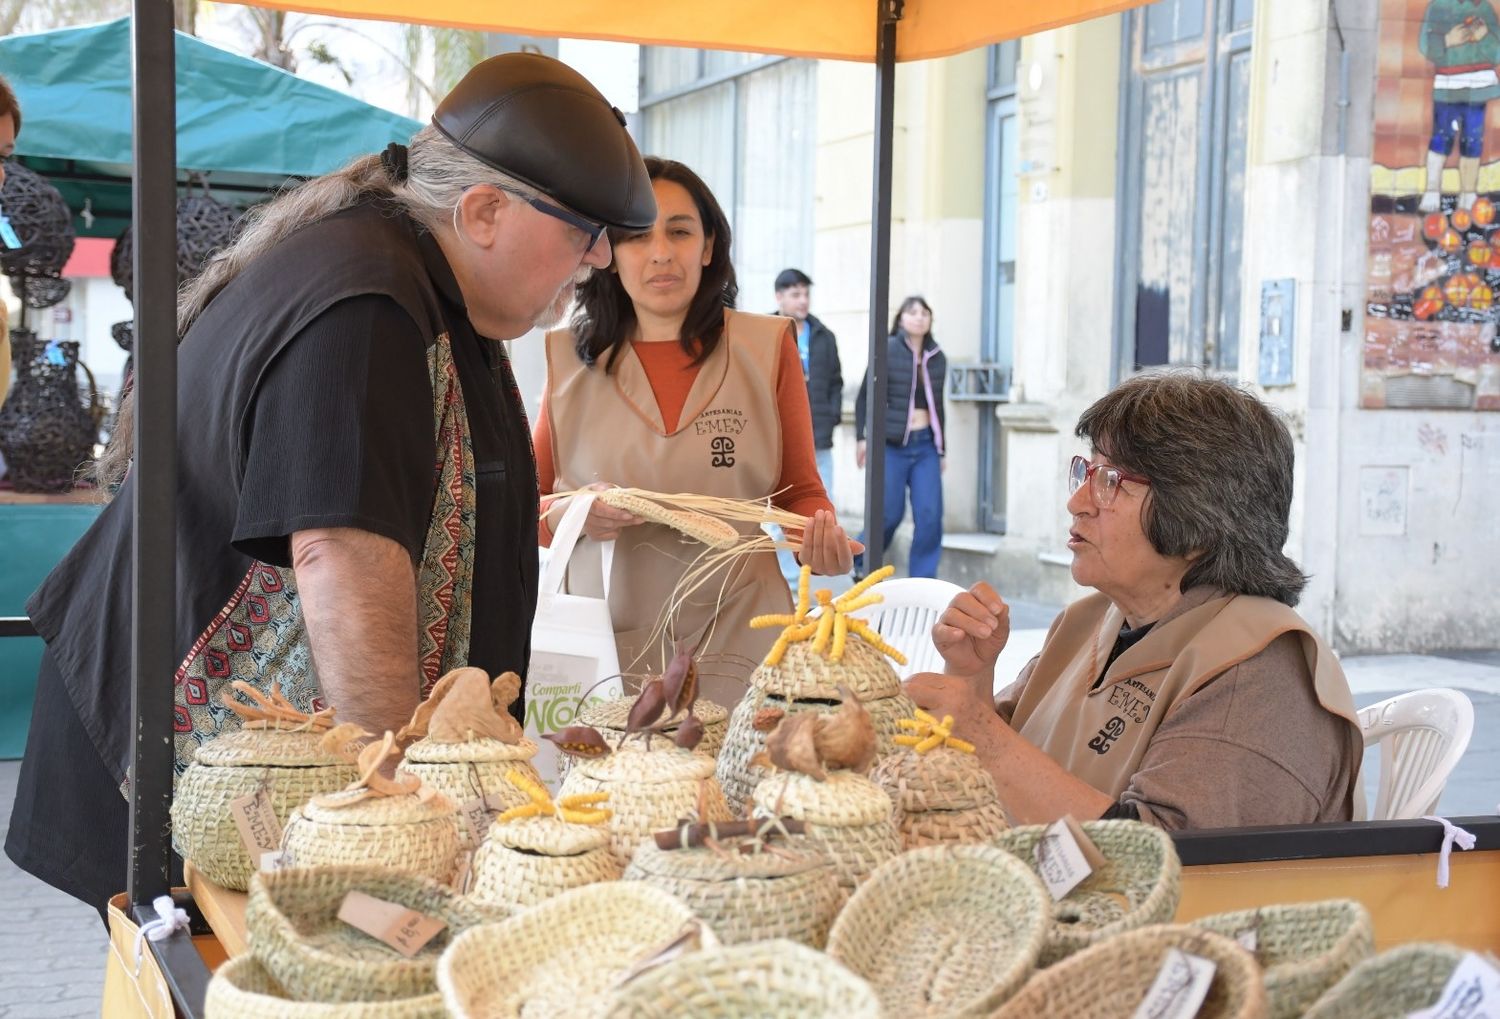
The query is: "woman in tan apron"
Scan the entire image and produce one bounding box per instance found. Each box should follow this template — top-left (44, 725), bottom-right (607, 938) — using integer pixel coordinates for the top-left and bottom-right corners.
top-left (534, 157), bottom-right (858, 706)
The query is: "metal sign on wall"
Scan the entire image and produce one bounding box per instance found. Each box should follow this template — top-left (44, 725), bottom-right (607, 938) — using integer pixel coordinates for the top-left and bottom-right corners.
top-left (1259, 278), bottom-right (1295, 387)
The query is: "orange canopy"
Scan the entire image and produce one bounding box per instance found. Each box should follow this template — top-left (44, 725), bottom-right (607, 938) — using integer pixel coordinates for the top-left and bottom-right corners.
top-left (225, 0), bottom-right (1148, 62)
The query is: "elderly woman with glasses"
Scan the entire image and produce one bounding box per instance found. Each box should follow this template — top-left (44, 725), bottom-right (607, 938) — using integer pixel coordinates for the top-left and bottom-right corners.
top-left (905, 371), bottom-right (1364, 831)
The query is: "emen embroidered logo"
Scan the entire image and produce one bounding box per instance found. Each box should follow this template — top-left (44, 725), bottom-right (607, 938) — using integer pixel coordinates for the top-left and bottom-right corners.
top-left (1108, 684), bottom-right (1152, 724)
top-left (1088, 715), bottom-right (1127, 756)
top-left (710, 436), bottom-right (736, 468)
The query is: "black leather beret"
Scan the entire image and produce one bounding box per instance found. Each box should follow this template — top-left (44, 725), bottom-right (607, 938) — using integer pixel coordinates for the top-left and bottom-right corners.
top-left (432, 52), bottom-right (656, 232)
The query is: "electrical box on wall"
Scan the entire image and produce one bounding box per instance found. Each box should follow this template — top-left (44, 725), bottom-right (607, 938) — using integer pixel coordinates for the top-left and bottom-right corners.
top-left (1258, 278), bottom-right (1295, 387)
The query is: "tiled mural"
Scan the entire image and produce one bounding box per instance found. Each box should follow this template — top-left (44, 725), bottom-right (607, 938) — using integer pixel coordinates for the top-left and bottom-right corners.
top-left (1367, 0), bottom-right (1500, 409)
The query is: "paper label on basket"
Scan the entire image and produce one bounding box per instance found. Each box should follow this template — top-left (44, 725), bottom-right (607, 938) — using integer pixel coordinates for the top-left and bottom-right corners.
top-left (258, 849), bottom-right (295, 873)
top-left (1035, 818), bottom-right (1093, 900)
top-left (460, 797), bottom-right (492, 844)
top-left (337, 891), bottom-right (447, 959)
top-left (1130, 948), bottom-right (1217, 1019)
top-left (1233, 927), bottom-right (1258, 953)
top-left (230, 788), bottom-right (283, 856)
top-left (1407, 953), bottom-right (1500, 1019)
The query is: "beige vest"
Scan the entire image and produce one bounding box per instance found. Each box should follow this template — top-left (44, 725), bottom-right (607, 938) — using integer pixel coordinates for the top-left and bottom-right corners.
top-left (544, 310), bottom-right (794, 704)
top-left (1011, 589), bottom-right (1364, 816)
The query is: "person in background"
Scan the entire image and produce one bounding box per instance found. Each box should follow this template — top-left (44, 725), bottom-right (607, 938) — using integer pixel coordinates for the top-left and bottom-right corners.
top-left (854, 295), bottom-right (946, 578)
top-left (0, 73), bottom-right (20, 414)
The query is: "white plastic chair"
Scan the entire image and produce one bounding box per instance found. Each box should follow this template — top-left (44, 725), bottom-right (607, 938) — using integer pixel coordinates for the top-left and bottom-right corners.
top-left (1358, 688), bottom-right (1474, 820)
top-left (845, 577), bottom-right (965, 680)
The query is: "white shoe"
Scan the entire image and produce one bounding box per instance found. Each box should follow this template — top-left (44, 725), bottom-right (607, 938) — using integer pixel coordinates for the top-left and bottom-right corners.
top-left (1420, 191), bottom-right (1441, 212)
top-left (1461, 192), bottom-right (1478, 211)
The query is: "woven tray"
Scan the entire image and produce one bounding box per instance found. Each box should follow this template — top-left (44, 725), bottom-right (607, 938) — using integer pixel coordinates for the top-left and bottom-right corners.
top-left (992, 818), bottom-right (1182, 966)
top-left (283, 791), bottom-right (460, 884)
top-left (750, 771), bottom-right (900, 891)
top-left (205, 955), bottom-right (447, 1019)
top-left (601, 939), bottom-right (881, 1019)
top-left (171, 730), bottom-right (359, 891)
top-left (579, 696), bottom-right (729, 759)
top-left (869, 745), bottom-right (1010, 849)
top-left (994, 924), bottom-right (1268, 1019)
top-left (437, 880), bottom-right (707, 1019)
top-left (469, 815), bottom-right (621, 910)
top-left (558, 741), bottom-right (733, 868)
top-left (246, 866), bottom-right (501, 1004)
top-left (625, 840), bottom-right (843, 948)
top-left (827, 844), bottom-right (1052, 1018)
top-left (1192, 900), bottom-right (1373, 1019)
top-left (1303, 943), bottom-right (1468, 1019)
top-left (397, 739), bottom-right (544, 852)
top-left (716, 688), bottom-right (915, 815)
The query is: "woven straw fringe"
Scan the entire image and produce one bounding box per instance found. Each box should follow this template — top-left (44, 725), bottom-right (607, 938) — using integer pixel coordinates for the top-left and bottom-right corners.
top-left (750, 772), bottom-right (900, 892)
top-left (717, 688), bottom-right (915, 815)
top-left (994, 924), bottom-right (1269, 1019)
top-left (283, 799), bottom-right (460, 885)
top-left (827, 844), bottom-right (1052, 1018)
top-left (1192, 900), bottom-right (1374, 1019)
top-left (171, 761), bottom-right (357, 891)
top-left (468, 838), bottom-right (621, 911)
top-left (396, 757), bottom-right (546, 851)
top-left (579, 696), bottom-right (729, 760)
top-left (437, 880), bottom-right (704, 1019)
top-left (992, 818), bottom-right (1182, 966)
top-left (1304, 943), bottom-right (1468, 1019)
top-left (245, 866), bottom-right (501, 1004)
top-left (206, 955), bottom-right (447, 1019)
top-left (625, 842), bottom-right (843, 949)
top-left (601, 939), bottom-right (882, 1019)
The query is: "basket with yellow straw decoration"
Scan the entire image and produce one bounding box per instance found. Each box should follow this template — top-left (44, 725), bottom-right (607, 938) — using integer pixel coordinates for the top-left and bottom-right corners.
top-left (870, 708), bottom-right (1011, 848)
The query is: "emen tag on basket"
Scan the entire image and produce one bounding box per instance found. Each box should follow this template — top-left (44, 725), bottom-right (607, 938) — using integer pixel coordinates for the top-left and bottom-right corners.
top-left (1130, 948), bottom-right (1217, 1019)
top-left (1407, 953), bottom-right (1500, 1019)
top-left (230, 788), bottom-right (282, 860)
top-left (337, 890), bottom-right (448, 959)
top-left (1034, 815), bottom-right (1106, 901)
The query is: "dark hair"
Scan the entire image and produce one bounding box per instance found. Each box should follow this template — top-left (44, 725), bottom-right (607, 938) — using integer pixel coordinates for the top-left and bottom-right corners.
top-left (1074, 369), bottom-right (1307, 606)
top-left (570, 156), bottom-right (737, 373)
top-left (0, 74), bottom-right (21, 135)
top-left (891, 295), bottom-right (933, 341)
top-left (775, 268), bottom-right (812, 291)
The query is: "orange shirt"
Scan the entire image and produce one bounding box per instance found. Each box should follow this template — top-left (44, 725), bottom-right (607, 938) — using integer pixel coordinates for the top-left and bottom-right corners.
top-left (535, 329), bottom-right (835, 545)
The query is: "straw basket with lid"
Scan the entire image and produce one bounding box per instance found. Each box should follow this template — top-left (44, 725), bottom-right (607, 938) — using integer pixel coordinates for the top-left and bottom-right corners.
top-left (394, 668), bottom-right (543, 851)
top-left (468, 769), bottom-right (621, 909)
top-left (747, 688), bottom-right (899, 892)
top-left (172, 682), bottom-right (360, 891)
top-left (283, 731), bottom-right (461, 884)
top-left (717, 567), bottom-right (917, 813)
top-left (869, 709), bottom-right (1010, 848)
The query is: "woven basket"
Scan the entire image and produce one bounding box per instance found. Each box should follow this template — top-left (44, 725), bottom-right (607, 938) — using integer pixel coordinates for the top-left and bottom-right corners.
top-left (437, 880), bottom-right (707, 1019)
top-left (558, 739), bottom-right (733, 869)
top-left (1192, 900), bottom-right (1373, 1019)
top-left (1303, 943), bottom-right (1468, 1019)
top-left (625, 839), bottom-right (843, 948)
top-left (994, 924), bottom-right (1268, 1019)
top-left (171, 728), bottom-right (359, 891)
top-left (397, 737), bottom-right (544, 851)
top-left (205, 955), bottom-right (447, 1019)
top-left (869, 745), bottom-right (1010, 849)
top-left (468, 815), bottom-right (621, 910)
top-left (826, 844), bottom-right (1052, 1017)
top-left (750, 770), bottom-right (899, 892)
top-left (579, 696), bottom-right (729, 759)
top-left (601, 939), bottom-right (881, 1019)
top-left (992, 819), bottom-right (1182, 966)
top-left (283, 790), bottom-right (460, 884)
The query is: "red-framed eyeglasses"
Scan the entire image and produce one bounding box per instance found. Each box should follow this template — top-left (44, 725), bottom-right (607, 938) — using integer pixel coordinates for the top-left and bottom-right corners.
top-left (1069, 455), bottom-right (1151, 507)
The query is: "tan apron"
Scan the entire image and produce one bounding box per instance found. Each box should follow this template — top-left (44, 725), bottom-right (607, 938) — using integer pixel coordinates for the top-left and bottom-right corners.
top-left (544, 309), bottom-right (794, 705)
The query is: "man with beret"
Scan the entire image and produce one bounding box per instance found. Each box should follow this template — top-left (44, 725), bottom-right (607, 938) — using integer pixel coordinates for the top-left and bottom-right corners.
top-left (6, 53), bottom-right (655, 914)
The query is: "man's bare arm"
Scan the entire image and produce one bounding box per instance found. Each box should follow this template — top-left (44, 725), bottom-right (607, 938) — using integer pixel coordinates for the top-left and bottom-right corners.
top-left (292, 527), bottom-right (421, 738)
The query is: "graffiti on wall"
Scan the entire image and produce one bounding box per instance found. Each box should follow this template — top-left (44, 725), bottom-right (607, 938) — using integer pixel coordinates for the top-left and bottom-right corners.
top-left (1367, 0), bottom-right (1500, 409)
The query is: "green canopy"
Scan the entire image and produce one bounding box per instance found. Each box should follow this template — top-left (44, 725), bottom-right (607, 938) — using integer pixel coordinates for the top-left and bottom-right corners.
top-left (1, 17), bottom-right (423, 237)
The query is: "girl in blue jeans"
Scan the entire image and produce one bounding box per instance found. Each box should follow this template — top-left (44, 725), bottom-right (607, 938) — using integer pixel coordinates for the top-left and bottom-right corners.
top-left (854, 296), bottom-right (947, 578)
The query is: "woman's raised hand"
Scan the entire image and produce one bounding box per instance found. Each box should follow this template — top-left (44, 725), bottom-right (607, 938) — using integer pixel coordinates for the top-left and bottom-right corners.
top-left (574, 482), bottom-right (644, 542)
top-left (794, 509), bottom-right (863, 576)
top-left (931, 581), bottom-right (1010, 678)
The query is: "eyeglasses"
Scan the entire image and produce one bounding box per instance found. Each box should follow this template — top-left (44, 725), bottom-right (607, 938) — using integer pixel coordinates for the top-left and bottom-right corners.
top-left (515, 191), bottom-right (607, 254)
top-left (1069, 455), bottom-right (1151, 507)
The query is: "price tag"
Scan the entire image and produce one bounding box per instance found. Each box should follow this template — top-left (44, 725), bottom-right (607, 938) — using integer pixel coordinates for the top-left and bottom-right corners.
top-left (460, 798), bottom-right (493, 844)
top-left (1407, 953), bottom-right (1500, 1019)
top-left (1034, 816), bottom-right (1097, 900)
top-left (1234, 927), bottom-right (1258, 953)
top-left (230, 788), bottom-right (283, 857)
top-left (259, 849), bottom-right (296, 873)
top-left (1131, 948), bottom-right (1217, 1019)
top-left (337, 890), bottom-right (447, 958)
top-left (0, 213), bottom-right (22, 251)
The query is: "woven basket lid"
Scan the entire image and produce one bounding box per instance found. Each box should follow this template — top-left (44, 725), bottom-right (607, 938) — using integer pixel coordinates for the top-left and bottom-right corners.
top-left (403, 736), bottom-right (539, 765)
top-left (193, 727), bottom-right (350, 768)
top-left (490, 816), bottom-right (610, 856)
top-left (301, 789), bottom-right (456, 826)
top-left (750, 635), bottom-right (902, 701)
top-left (628, 839), bottom-right (826, 882)
top-left (578, 696), bottom-right (728, 730)
top-left (572, 742), bottom-right (717, 785)
top-left (870, 746), bottom-right (1000, 812)
top-left (751, 770), bottom-right (894, 827)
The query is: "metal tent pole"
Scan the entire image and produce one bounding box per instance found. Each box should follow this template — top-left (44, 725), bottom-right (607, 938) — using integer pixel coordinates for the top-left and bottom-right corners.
top-left (863, 0), bottom-right (900, 571)
top-left (128, 0), bottom-right (179, 906)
